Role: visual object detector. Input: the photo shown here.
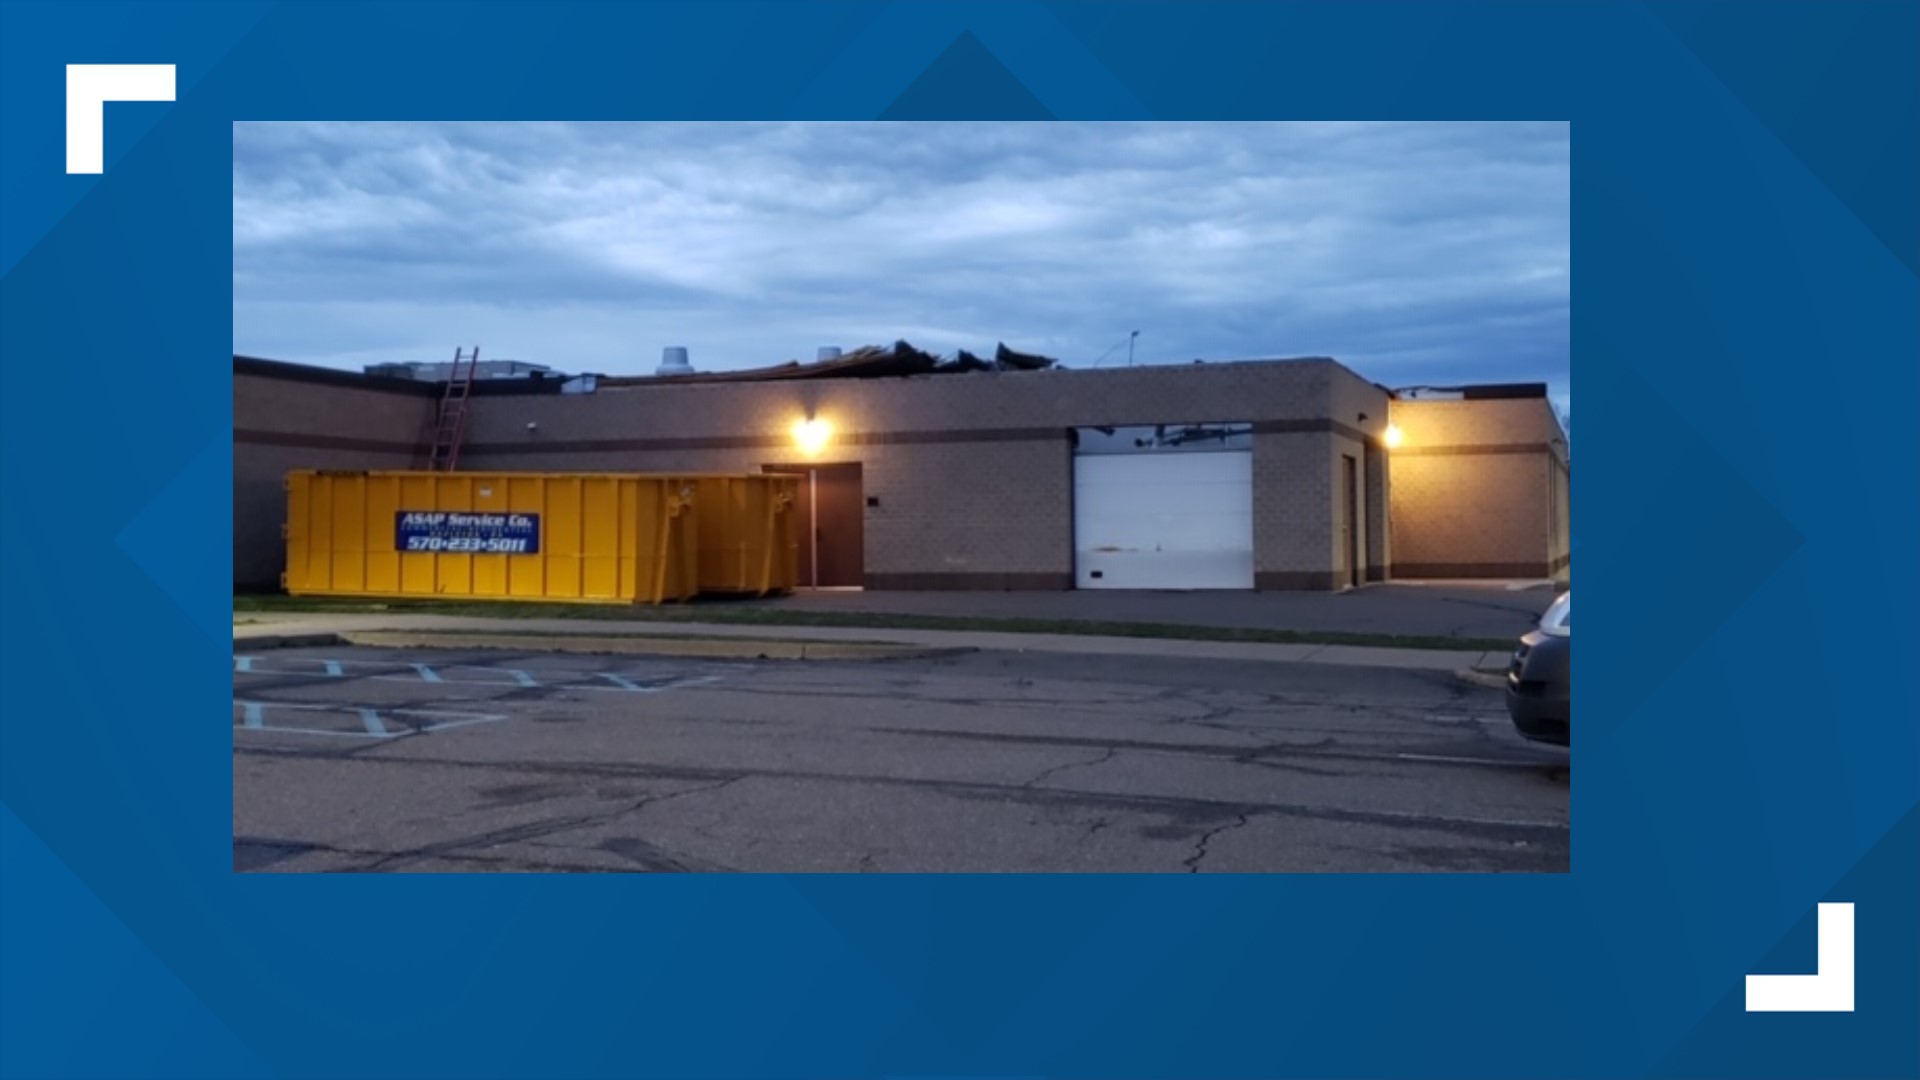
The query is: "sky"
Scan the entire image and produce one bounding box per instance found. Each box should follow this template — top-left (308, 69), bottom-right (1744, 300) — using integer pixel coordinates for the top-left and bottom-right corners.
top-left (232, 121), bottom-right (1569, 408)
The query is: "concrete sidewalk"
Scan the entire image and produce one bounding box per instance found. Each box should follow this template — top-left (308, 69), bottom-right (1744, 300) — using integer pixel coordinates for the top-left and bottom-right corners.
top-left (726, 581), bottom-right (1558, 640)
top-left (233, 612), bottom-right (1512, 673)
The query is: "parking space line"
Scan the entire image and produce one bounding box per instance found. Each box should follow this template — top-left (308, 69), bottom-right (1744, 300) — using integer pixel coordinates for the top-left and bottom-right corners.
top-left (233, 658), bottom-right (728, 694)
top-left (417, 716), bottom-right (508, 733)
top-left (234, 700), bottom-right (509, 740)
top-left (247, 724), bottom-right (395, 739)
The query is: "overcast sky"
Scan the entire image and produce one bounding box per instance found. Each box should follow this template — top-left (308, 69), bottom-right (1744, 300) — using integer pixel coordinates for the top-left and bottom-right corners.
top-left (232, 121), bottom-right (1569, 405)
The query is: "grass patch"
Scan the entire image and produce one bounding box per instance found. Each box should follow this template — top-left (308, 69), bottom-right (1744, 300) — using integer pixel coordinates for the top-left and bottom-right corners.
top-left (233, 594), bottom-right (1515, 653)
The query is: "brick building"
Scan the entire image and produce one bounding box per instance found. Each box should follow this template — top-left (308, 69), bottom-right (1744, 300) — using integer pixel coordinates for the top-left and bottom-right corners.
top-left (1389, 393), bottom-right (1572, 581)
top-left (233, 351), bottom-right (1568, 594)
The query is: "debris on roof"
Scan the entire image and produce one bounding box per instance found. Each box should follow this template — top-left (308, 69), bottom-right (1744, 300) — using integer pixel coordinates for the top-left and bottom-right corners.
top-left (992, 342), bottom-right (1056, 371)
top-left (1393, 383), bottom-right (1548, 401)
top-left (595, 340), bottom-right (1060, 386)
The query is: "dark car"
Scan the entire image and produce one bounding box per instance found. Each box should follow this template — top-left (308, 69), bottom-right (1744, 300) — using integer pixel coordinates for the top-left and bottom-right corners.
top-left (1506, 591), bottom-right (1569, 745)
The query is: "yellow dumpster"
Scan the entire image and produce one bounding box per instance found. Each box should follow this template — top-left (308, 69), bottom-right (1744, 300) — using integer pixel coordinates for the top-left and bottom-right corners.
top-left (691, 474), bottom-right (800, 596)
top-left (283, 470), bottom-right (699, 604)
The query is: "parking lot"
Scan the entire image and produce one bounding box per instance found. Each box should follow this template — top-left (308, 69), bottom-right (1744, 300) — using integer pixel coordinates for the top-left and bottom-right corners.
top-left (234, 645), bottom-right (1568, 873)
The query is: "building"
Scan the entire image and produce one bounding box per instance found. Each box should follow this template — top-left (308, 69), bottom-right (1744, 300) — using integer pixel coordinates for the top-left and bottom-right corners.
top-left (363, 358), bottom-right (563, 382)
top-left (1389, 388), bottom-right (1572, 581)
top-left (234, 346), bottom-right (1569, 594)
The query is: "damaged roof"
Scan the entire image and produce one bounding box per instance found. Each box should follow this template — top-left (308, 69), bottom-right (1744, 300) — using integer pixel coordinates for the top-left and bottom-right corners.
top-left (595, 341), bottom-right (1058, 387)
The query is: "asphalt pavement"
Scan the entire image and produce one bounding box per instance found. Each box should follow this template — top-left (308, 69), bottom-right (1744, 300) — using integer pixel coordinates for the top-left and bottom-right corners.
top-left (233, 644), bottom-right (1568, 873)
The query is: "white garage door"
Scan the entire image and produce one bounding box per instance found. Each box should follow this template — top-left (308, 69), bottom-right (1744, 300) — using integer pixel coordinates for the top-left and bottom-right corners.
top-left (1074, 450), bottom-right (1254, 589)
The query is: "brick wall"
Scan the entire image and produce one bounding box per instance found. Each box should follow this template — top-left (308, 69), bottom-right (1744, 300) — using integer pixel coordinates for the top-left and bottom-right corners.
top-left (1387, 397), bottom-right (1567, 579)
top-left (233, 363), bottom-right (432, 588)
top-left (458, 358), bottom-right (1392, 590)
top-left (1548, 455), bottom-right (1571, 583)
top-left (232, 356), bottom-right (1421, 591)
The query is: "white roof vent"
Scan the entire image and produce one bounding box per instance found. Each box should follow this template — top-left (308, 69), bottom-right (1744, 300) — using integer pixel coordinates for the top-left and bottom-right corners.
top-left (817, 346), bottom-right (843, 362)
top-left (657, 346), bottom-right (694, 376)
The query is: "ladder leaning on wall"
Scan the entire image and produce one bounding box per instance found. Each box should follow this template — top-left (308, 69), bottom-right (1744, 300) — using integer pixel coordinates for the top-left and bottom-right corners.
top-left (427, 346), bottom-right (480, 471)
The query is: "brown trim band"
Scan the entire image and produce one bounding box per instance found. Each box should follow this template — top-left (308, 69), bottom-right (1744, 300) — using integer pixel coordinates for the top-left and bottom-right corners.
top-left (234, 428), bottom-right (424, 456)
top-left (1551, 552), bottom-right (1572, 573)
top-left (1392, 442), bottom-right (1550, 458)
top-left (1255, 571), bottom-right (1340, 591)
top-left (849, 428), bottom-right (1065, 448)
top-left (1252, 418), bottom-right (1374, 445)
top-left (1394, 561), bottom-right (1552, 579)
top-left (462, 427), bottom-right (1067, 457)
top-left (467, 434), bottom-right (787, 455)
top-left (863, 572), bottom-right (1072, 591)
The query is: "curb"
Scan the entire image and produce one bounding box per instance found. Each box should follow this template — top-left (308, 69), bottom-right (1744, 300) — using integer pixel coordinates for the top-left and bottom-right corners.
top-left (233, 633), bottom-right (345, 651)
top-left (333, 630), bottom-right (969, 662)
top-left (1456, 667), bottom-right (1510, 691)
top-left (234, 618), bottom-right (1505, 671)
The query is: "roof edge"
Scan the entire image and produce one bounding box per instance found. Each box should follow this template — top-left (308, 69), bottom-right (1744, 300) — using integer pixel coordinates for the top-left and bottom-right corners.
top-left (234, 355), bottom-right (439, 396)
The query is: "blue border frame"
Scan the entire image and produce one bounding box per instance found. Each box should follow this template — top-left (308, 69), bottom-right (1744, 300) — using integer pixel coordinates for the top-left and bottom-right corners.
top-left (2, 3), bottom-right (1914, 1077)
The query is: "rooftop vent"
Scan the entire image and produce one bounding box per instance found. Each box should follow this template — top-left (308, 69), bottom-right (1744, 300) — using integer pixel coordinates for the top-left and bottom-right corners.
top-left (816, 346), bottom-right (843, 362)
top-left (657, 346), bottom-right (694, 376)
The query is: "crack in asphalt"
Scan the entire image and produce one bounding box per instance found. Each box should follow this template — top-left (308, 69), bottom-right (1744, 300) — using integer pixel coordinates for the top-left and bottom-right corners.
top-left (234, 834), bottom-right (618, 874)
top-left (236, 647), bottom-right (1564, 872)
top-left (1182, 813), bottom-right (1252, 872)
top-left (233, 743), bottom-right (1567, 842)
top-left (352, 774), bottom-right (746, 873)
top-left (1024, 745), bottom-right (1120, 788)
top-left (877, 725), bottom-right (1557, 774)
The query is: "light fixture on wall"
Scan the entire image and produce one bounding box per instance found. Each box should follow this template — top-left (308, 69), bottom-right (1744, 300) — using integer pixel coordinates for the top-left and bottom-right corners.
top-left (1382, 424), bottom-right (1404, 450)
top-left (792, 415), bottom-right (833, 456)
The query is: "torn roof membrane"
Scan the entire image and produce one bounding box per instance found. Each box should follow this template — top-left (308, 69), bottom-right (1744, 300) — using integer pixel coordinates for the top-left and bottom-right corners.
top-left (593, 340), bottom-right (1059, 386)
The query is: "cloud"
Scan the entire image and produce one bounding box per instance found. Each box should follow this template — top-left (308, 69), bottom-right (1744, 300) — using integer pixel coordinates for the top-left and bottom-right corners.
top-left (233, 121), bottom-right (1568, 398)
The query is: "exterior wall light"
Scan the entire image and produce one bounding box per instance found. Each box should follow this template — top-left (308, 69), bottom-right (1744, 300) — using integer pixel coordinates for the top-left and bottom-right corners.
top-left (1382, 424), bottom-right (1404, 450)
top-left (793, 416), bottom-right (833, 456)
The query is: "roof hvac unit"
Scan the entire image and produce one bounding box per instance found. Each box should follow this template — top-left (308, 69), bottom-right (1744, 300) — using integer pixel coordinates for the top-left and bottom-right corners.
top-left (657, 347), bottom-right (695, 376)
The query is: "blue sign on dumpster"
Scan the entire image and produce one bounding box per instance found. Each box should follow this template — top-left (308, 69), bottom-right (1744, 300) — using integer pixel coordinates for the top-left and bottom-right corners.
top-left (395, 511), bottom-right (541, 554)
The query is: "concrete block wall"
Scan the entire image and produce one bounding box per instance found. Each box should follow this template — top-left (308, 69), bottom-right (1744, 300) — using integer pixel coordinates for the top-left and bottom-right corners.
top-left (1251, 431), bottom-right (1337, 589)
top-left (458, 358), bottom-right (1393, 590)
top-left (232, 355), bottom-right (1421, 591)
top-left (1387, 396), bottom-right (1568, 579)
top-left (1547, 455), bottom-right (1571, 583)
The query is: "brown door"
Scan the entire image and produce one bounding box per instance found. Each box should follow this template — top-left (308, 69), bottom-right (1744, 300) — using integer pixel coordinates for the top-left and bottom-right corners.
top-left (1341, 454), bottom-right (1360, 588)
top-left (762, 463), bottom-right (864, 587)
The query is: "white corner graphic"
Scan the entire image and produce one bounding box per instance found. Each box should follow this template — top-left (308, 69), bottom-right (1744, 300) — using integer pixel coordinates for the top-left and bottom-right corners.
top-left (1746, 902), bottom-right (1855, 1013)
top-left (66, 64), bottom-right (175, 174)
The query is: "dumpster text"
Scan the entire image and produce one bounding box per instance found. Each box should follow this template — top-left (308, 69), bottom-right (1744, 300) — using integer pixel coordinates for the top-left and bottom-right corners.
top-left (395, 511), bottom-right (541, 554)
